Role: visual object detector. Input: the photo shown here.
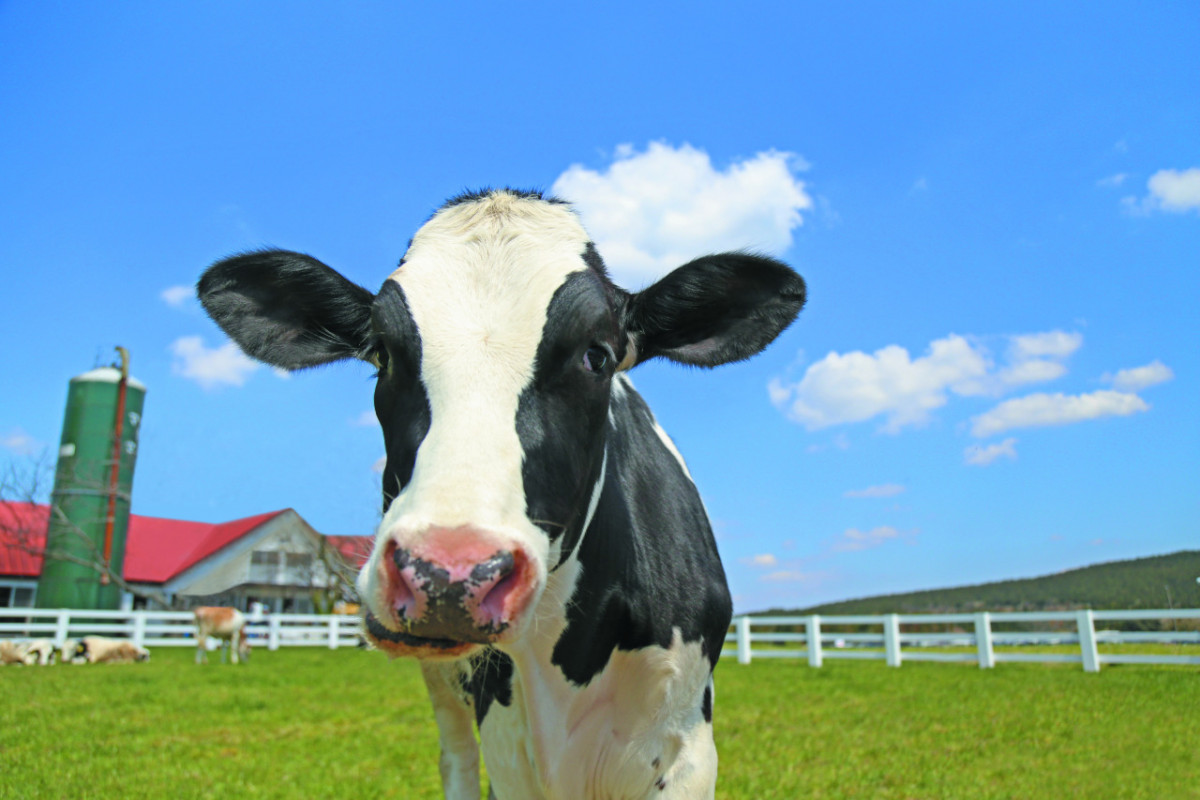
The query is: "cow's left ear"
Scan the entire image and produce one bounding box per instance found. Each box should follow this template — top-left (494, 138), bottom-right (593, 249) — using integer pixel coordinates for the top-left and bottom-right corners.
top-left (621, 253), bottom-right (806, 369)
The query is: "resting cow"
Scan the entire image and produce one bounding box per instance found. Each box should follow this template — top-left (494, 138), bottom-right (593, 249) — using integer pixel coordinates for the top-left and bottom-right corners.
top-left (21, 639), bottom-right (55, 665)
top-left (73, 636), bottom-right (150, 664)
top-left (194, 606), bottom-right (251, 664)
top-left (0, 640), bottom-right (29, 665)
top-left (198, 189), bottom-right (805, 799)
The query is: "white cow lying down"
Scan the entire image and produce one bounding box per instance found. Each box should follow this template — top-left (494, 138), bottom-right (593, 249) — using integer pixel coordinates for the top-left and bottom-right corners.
top-left (72, 636), bottom-right (150, 664)
top-left (0, 639), bottom-right (55, 665)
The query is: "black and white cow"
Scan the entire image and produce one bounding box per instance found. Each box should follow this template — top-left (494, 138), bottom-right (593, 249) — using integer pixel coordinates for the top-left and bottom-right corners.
top-left (198, 189), bottom-right (805, 799)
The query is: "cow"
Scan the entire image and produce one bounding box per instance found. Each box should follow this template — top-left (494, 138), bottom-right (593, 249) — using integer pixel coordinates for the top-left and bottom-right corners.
top-left (73, 636), bottom-right (150, 664)
top-left (0, 640), bottom-right (29, 665)
top-left (198, 188), bottom-right (806, 799)
top-left (21, 639), bottom-right (56, 665)
top-left (194, 606), bottom-right (252, 664)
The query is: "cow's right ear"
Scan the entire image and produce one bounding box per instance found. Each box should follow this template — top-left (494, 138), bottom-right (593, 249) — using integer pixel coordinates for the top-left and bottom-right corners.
top-left (197, 249), bottom-right (375, 370)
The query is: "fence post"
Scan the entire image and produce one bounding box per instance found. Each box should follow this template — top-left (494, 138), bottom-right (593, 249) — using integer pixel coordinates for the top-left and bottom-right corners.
top-left (975, 612), bottom-right (995, 669)
top-left (1077, 609), bottom-right (1100, 673)
top-left (884, 614), bottom-right (902, 667)
top-left (268, 615), bottom-right (281, 651)
top-left (807, 615), bottom-right (823, 668)
top-left (54, 609), bottom-right (71, 647)
top-left (736, 616), bottom-right (752, 665)
top-left (132, 612), bottom-right (147, 648)
top-left (328, 616), bottom-right (339, 649)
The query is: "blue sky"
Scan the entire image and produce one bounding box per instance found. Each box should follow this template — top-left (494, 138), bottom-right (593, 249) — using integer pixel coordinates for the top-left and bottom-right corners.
top-left (2, 3), bottom-right (1196, 612)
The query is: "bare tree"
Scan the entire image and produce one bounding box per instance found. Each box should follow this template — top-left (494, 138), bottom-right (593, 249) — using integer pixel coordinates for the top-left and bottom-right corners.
top-left (0, 455), bottom-right (174, 609)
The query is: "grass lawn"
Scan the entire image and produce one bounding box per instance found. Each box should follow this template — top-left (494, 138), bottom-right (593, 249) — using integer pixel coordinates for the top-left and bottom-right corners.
top-left (2, 647), bottom-right (1198, 799)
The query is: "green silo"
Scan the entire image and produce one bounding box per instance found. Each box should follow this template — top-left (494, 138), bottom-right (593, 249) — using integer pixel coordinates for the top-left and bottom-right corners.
top-left (36, 350), bottom-right (146, 610)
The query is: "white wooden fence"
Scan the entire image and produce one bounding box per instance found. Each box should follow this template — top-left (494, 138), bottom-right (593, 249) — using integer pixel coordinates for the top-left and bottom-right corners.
top-left (723, 608), bottom-right (1200, 672)
top-left (4, 607), bottom-right (1198, 671)
top-left (0, 607), bottom-right (363, 651)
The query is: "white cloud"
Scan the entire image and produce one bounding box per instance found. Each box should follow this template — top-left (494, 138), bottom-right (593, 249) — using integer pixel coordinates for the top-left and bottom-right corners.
top-left (771, 330), bottom-right (1084, 433)
top-left (769, 334), bottom-right (990, 433)
top-left (1097, 173), bottom-right (1128, 188)
top-left (833, 526), bottom-right (906, 552)
top-left (1104, 360), bottom-right (1174, 392)
top-left (844, 483), bottom-right (905, 499)
top-left (160, 285), bottom-right (193, 308)
top-left (2, 428), bottom-right (39, 456)
top-left (1147, 168), bottom-right (1200, 212)
top-left (169, 336), bottom-right (260, 389)
top-left (1008, 330), bottom-right (1082, 361)
top-left (1124, 168), bottom-right (1200, 215)
top-left (551, 142), bottom-right (813, 287)
top-left (742, 553), bottom-right (778, 567)
top-left (970, 390), bottom-right (1149, 438)
top-left (355, 409), bottom-right (380, 427)
top-left (964, 438), bottom-right (1018, 466)
top-left (372, 456), bottom-right (386, 474)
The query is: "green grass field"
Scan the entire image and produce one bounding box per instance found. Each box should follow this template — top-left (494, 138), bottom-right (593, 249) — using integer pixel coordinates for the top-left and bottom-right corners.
top-left (3, 648), bottom-right (1198, 799)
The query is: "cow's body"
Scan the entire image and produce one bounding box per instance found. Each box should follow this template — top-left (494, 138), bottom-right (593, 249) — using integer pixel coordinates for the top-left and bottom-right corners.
top-left (21, 639), bottom-right (55, 665)
top-left (194, 606), bottom-right (251, 664)
top-left (0, 640), bottom-right (29, 665)
top-left (199, 189), bottom-right (805, 799)
top-left (74, 636), bottom-right (150, 664)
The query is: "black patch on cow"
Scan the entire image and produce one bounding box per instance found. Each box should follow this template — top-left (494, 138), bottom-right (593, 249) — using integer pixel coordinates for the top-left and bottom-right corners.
top-left (197, 249), bottom-right (375, 369)
top-left (550, 385), bottom-right (733, 686)
top-left (464, 647), bottom-right (515, 727)
top-left (371, 280), bottom-right (431, 511)
top-left (516, 270), bottom-right (621, 561)
top-left (701, 682), bottom-right (713, 723)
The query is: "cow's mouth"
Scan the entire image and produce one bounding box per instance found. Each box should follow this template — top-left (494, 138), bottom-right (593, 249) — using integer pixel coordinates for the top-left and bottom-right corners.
top-left (363, 611), bottom-right (480, 659)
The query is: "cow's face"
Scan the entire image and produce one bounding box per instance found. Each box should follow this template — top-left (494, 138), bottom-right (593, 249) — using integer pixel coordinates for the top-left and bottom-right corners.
top-left (198, 189), bottom-right (805, 661)
top-left (360, 196), bottom-right (623, 656)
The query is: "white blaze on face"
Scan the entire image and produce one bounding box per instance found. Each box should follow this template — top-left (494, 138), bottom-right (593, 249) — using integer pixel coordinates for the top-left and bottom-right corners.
top-left (377, 194), bottom-right (593, 556)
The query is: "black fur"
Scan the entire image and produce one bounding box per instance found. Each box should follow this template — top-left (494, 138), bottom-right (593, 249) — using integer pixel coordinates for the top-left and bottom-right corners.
top-left (625, 253), bottom-right (806, 368)
top-left (549, 385), bottom-right (732, 685)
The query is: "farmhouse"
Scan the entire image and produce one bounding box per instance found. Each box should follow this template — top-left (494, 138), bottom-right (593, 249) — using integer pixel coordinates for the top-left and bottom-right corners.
top-left (0, 501), bottom-right (370, 612)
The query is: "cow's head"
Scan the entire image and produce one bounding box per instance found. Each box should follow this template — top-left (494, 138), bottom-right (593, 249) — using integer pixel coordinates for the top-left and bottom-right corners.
top-left (199, 190), bottom-right (805, 660)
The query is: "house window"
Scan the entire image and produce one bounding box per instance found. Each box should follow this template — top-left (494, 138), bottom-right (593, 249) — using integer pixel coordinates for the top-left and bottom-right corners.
top-left (0, 581), bottom-right (36, 608)
top-left (249, 550), bottom-right (282, 582)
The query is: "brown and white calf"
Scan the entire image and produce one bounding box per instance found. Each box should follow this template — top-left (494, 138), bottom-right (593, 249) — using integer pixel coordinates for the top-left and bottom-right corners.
top-left (199, 189), bottom-right (805, 799)
top-left (73, 636), bottom-right (150, 664)
top-left (194, 606), bottom-right (251, 664)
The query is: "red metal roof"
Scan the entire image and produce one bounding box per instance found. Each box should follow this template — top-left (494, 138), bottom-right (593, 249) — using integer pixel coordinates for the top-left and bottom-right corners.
top-left (0, 502), bottom-right (288, 584)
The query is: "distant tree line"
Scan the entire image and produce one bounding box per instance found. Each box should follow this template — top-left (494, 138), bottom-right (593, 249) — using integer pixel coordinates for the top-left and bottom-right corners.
top-left (756, 550), bottom-right (1200, 632)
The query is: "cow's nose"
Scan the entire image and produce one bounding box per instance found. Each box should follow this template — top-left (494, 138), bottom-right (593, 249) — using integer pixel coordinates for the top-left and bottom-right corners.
top-left (383, 534), bottom-right (534, 642)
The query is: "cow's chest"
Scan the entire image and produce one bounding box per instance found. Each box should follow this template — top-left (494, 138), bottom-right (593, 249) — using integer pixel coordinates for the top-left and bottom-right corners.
top-left (478, 632), bottom-right (717, 800)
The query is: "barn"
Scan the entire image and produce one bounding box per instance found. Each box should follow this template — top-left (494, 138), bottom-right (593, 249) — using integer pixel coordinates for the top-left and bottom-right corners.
top-left (0, 501), bottom-right (370, 612)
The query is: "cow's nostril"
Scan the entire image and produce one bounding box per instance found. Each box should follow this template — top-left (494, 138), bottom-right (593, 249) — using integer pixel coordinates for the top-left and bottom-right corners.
top-left (476, 550), bottom-right (529, 626)
top-left (471, 550), bottom-right (514, 584)
top-left (384, 542), bottom-right (419, 620)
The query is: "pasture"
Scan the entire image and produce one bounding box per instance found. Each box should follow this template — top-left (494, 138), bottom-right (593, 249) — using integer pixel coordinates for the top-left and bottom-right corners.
top-left (3, 648), bottom-right (1197, 799)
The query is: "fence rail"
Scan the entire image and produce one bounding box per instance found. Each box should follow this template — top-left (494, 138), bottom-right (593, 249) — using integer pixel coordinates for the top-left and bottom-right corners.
top-left (723, 609), bottom-right (1200, 672)
top-left (0, 608), bottom-right (363, 651)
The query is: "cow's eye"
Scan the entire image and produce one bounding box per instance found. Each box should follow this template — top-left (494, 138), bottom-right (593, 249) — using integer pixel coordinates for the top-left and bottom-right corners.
top-left (583, 346), bottom-right (610, 373)
top-left (372, 346), bottom-right (390, 377)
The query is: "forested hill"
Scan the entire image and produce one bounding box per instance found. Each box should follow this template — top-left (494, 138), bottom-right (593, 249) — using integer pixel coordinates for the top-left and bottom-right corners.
top-left (765, 550), bottom-right (1200, 616)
